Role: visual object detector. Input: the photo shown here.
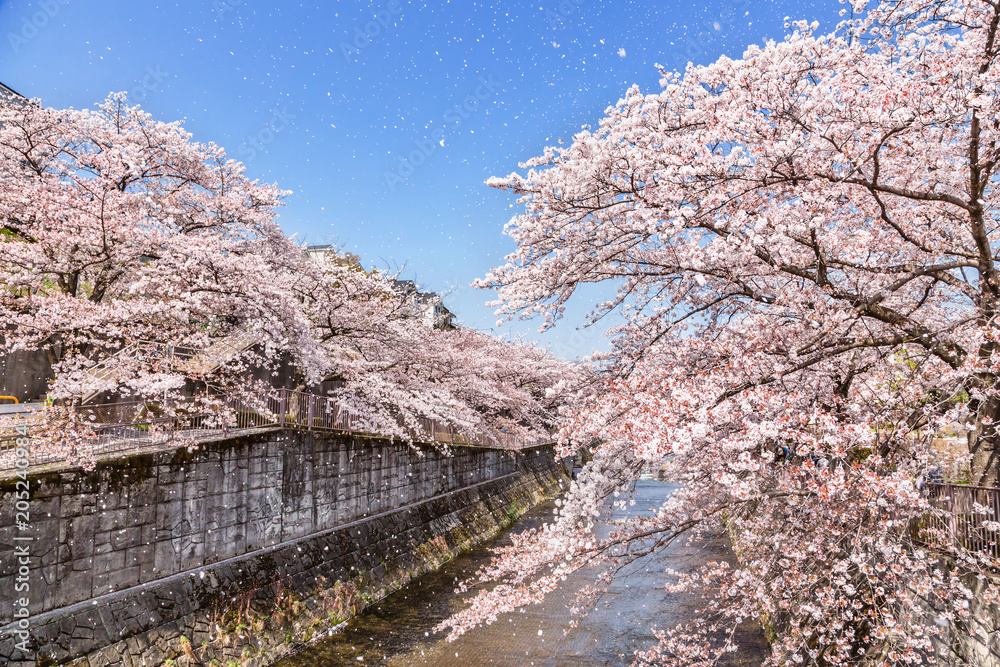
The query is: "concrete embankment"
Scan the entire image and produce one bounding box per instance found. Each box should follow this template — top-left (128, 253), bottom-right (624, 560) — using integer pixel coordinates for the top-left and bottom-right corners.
top-left (0, 430), bottom-right (568, 667)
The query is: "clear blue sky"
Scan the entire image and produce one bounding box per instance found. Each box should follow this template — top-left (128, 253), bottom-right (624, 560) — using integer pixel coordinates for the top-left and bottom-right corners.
top-left (0, 0), bottom-right (839, 359)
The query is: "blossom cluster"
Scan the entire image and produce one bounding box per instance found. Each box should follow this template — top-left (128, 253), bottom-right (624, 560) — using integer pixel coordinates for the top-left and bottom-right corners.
top-left (446, 0), bottom-right (1000, 663)
top-left (0, 93), bottom-right (586, 462)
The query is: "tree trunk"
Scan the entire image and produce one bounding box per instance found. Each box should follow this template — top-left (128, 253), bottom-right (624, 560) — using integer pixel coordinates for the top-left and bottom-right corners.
top-left (970, 396), bottom-right (1000, 486)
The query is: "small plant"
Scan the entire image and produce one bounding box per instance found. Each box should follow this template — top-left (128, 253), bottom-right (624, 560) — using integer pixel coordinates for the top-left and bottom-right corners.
top-left (179, 636), bottom-right (198, 665)
top-left (507, 503), bottom-right (519, 524)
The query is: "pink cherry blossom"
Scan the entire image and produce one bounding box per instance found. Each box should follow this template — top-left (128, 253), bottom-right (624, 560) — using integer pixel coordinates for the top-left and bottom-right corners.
top-left (0, 94), bottom-right (584, 467)
top-left (447, 1), bottom-right (1000, 663)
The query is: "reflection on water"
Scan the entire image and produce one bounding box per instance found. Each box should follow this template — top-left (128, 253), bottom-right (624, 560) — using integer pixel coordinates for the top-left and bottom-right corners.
top-left (276, 480), bottom-right (767, 666)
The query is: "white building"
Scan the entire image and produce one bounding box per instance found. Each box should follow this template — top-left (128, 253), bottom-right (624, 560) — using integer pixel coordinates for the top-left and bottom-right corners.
top-left (392, 280), bottom-right (455, 330)
top-left (0, 81), bottom-right (26, 104)
top-left (303, 246), bottom-right (455, 330)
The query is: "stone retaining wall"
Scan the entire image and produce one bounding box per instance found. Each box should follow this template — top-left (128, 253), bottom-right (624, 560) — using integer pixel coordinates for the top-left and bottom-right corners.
top-left (0, 431), bottom-right (567, 666)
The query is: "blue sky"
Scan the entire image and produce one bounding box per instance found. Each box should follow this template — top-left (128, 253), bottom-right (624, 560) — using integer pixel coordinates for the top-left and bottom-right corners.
top-left (0, 0), bottom-right (839, 359)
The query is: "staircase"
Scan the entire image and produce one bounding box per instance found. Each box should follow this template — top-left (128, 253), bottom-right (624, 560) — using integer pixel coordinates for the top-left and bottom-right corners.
top-left (79, 329), bottom-right (257, 404)
top-left (80, 341), bottom-right (162, 404)
top-left (176, 328), bottom-right (258, 376)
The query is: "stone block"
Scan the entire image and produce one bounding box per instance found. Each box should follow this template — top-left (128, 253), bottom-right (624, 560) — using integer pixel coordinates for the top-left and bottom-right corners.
top-left (154, 482), bottom-right (183, 506)
top-left (31, 495), bottom-right (61, 521)
top-left (127, 503), bottom-right (155, 527)
top-left (51, 566), bottom-right (92, 608)
top-left (97, 509), bottom-right (130, 531)
top-left (152, 539), bottom-right (181, 578)
top-left (107, 565), bottom-right (141, 592)
top-left (64, 514), bottom-right (98, 560)
top-left (110, 526), bottom-right (142, 551)
top-left (58, 492), bottom-right (87, 518)
top-left (92, 550), bottom-right (126, 585)
top-left (93, 531), bottom-right (113, 555)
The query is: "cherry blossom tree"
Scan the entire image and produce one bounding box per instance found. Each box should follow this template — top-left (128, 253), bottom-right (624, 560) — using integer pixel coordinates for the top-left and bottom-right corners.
top-left (0, 94), bottom-right (580, 467)
top-left (444, 1), bottom-right (1000, 664)
top-left (296, 249), bottom-right (585, 444)
top-left (0, 92), bottom-right (316, 404)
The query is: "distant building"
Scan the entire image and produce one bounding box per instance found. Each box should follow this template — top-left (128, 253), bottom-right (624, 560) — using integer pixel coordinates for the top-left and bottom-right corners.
top-left (0, 81), bottom-right (27, 104)
top-left (393, 280), bottom-right (455, 330)
top-left (304, 246), bottom-right (455, 330)
top-left (304, 244), bottom-right (334, 262)
top-left (304, 244), bottom-right (360, 266)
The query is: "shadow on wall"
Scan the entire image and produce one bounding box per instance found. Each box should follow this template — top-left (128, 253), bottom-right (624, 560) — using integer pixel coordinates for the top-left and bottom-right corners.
top-left (0, 347), bottom-right (51, 402)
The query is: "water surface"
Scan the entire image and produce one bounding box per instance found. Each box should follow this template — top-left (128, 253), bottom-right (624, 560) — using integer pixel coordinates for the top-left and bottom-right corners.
top-left (277, 480), bottom-right (768, 666)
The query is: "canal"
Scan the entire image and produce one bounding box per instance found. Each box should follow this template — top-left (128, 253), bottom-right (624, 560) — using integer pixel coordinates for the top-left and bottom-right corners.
top-left (276, 479), bottom-right (768, 666)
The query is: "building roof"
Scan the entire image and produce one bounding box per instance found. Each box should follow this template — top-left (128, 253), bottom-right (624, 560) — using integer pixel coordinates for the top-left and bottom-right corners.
top-left (0, 82), bottom-right (26, 103)
top-left (393, 279), bottom-right (441, 302)
top-left (307, 255), bottom-right (455, 326)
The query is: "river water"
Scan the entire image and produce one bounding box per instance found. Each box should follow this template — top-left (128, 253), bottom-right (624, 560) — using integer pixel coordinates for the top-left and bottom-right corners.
top-left (276, 479), bottom-right (768, 666)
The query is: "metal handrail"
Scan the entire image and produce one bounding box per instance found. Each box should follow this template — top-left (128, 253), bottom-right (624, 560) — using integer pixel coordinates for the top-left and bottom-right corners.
top-left (927, 481), bottom-right (1000, 493)
top-left (0, 387), bottom-right (550, 471)
top-left (177, 328), bottom-right (258, 375)
top-left (921, 482), bottom-right (1000, 557)
top-left (80, 340), bottom-right (202, 403)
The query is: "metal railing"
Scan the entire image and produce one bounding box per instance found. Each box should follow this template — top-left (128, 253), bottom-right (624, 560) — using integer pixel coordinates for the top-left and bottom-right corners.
top-left (0, 388), bottom-right (549, 471)
top-left (176, 328), bottom-right (258, 375)
top-left (274, 389), bottom-right (546, 449)
top-left (922, 483), bottom-right (1000, 558)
